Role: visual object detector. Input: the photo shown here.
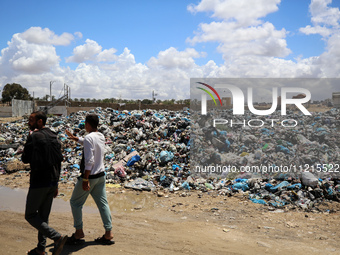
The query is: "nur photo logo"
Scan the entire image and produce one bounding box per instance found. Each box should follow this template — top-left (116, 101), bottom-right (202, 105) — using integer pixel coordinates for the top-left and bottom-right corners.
top-left (196, 82), bottom-right (311, 116)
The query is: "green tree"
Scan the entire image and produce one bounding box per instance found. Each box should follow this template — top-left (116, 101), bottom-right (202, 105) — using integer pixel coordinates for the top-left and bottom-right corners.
top-left (141, 99), bottom-right (153, 104)
top-left (1, 83), bottom-right (31, 104)
top-left (127, 99), bottom-right (137, 104)
top-left (163, 99), bottom-right (175, 105)
top-left (42, 95), bottom-right (50, 101)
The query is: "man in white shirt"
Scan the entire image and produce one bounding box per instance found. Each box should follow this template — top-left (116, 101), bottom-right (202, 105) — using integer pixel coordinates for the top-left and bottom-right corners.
top-left (66, 114), bottom-right (114, 245)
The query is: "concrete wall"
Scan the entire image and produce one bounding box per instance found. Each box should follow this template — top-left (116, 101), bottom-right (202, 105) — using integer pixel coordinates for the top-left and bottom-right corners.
top-left (12, 99), bottom-right (34, 117)
top-left (333, 93), bottom-right (340, 108)
top-left (67, 107), bottom-right (98, 115)
top-left (1, 103), bottom-right (190, 117)
top-left (36, 101), bottom-right (189, 115)
top-left (37, 106), bottom-right (68, 116)
top-left (37, 100), bottom-right (188, 111)
top-left (0, 106), bottom-right (12, 117)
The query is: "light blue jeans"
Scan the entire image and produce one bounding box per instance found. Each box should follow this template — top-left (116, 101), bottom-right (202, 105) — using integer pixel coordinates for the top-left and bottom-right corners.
top-left (70, 175), bottom-right (112, 231)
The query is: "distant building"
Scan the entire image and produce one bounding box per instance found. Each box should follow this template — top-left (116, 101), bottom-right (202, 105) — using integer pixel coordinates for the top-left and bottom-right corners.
top-left (292, 93), bottom-right (310, 108)
top-left (292, 93), bottom-right (307, 99)
top-left (222, 97), bottom-right (231, 107)
top-left (206, 97), bottom-right (231, 109)
top-left (333, 92), bottom-right (340, 108)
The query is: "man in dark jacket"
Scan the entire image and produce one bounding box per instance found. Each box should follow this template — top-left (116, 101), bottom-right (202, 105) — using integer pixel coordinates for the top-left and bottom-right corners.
top-left (22, 111), bottom-right (67, 255)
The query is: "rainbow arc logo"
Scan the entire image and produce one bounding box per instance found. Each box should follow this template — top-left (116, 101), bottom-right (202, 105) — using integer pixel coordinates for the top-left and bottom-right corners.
top-left (196, 82), bottom-right (223, 106)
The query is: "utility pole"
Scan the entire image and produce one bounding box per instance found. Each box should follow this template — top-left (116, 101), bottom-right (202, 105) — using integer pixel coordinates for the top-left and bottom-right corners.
top-left (152, 90), bottom-right (157, 103)
top-left (32, 91), bottom-right (35, 111)
top-left (64, 83), bottom-right (69, 106)
top-left (50, 81), bottom-right (55, 102)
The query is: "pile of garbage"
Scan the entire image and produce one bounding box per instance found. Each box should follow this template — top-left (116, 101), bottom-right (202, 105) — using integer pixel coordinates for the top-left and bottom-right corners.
top-left (0, 107), bottom-right (339, 212)
top-left (0, 108), bottom-right (191, 189)
top-left (190, 107), bottom-right (340, 211)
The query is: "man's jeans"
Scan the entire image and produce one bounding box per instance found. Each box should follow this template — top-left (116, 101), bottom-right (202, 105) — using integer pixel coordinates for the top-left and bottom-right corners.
top-left (70, 175), bottom-right (112, 231)
top-left (25, 186), bottom-right (61, 252)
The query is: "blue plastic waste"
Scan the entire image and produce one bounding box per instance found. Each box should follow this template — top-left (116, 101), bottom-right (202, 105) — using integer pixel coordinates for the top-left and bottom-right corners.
top-left (276, 145), bottom-right (290, 154)
top-left (172, 164), bottom-right (182, 170)
top-left (105, 153), bottom-right (115, 160)
top-left (250, 198), bottom-right (267, 205)
top-left (154, 113), bottom-right (164, 119)
top-left (327, 187), bottom-right (334, 195)
top-left (287, 183), bottom-right (302, 189)
top-left (219, 131), bottom-right (227, 136)
top-left (232, 182), bottom-right (249, 191)
top-left (235, 178), bottom-right (248, 183)
top-left (159, 151), bottom-right (174, 163)
top-left (126, 155), bottom-right (141, 167)
top-left (266, 181), bottom-right (290, 192)
top-left (268, 200), bottom-right (286, 207)
top-left (52, 121), bottom-right (64, 127)
top-left (182, 181), bottom-right (190, 190)
top-left (72, 164), bottom-right (80, 169)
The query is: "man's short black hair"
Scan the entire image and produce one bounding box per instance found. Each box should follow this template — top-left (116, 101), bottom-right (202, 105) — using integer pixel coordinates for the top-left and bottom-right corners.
top-left (85, 114), bottom-right (99, 129)
top-left (32, 111), bottom-right (47, 125)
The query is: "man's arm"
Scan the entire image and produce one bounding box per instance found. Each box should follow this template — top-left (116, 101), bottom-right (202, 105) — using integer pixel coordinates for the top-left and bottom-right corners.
top-left (21, 135), bottom-right (33, 164)
top-left (82, 137), bottom-right (94, 191)
top-left (82, 170), bottom-right (91, 191)
top-left (66, 129), bottom-right (84, 145)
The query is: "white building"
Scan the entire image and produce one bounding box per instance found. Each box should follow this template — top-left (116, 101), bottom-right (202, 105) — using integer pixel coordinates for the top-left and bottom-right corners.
top-left (332, 92), bottom-right (340, 108)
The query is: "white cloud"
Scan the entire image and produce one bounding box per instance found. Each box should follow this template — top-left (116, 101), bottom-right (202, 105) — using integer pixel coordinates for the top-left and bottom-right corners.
top-left (66, 39), bottom-right (118, 63)
top-left (20, 27), bottom-right (75, 45)
top-left (0, 33), bottom-right (60, 75)
top-left (147, 47), bottom-right (202, 69)
top-left (299, 25), bottom-right (332, 37)
top-left (300, 0), bottom-right (340, 37)
top-left (187, 0), bottom-right (290, 60)
top-left (297, 0), bottom-right (340, 77)
top-left (97, 49), bottom-right (118, 62)
top-left (188, 0), bottom-right (281, 26)
top-left (74, 32), bottom-right (83, 39)
top-left (309, 0), bottom-right (340, 27)
top-left (66, 39), bottom-right (102, 63)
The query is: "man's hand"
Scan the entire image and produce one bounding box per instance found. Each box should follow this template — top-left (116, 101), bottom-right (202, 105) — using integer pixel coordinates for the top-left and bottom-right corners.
top-left (54, 187), bottom-right (59, 198)
top-left (66, 129), bottom-right (78, 141)
top-left (15, 145), bottom-right (24, 155)
top-left (82, 180), bottom-right (90, 191)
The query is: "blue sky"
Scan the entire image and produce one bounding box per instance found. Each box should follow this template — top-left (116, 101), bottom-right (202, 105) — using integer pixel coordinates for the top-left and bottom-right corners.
top-left (1, 0), bottom-right (340, 100)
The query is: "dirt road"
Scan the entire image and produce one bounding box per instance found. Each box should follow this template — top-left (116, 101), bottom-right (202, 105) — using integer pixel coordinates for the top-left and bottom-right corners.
top-left (0, 173), bottom-right (339, 255)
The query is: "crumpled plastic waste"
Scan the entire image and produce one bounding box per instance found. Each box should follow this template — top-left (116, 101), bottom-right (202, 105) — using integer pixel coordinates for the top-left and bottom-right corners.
top-left (0, 106), bottom-right (339, 212)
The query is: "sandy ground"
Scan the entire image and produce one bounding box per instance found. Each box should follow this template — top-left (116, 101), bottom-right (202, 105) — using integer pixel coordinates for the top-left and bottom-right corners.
top-left (0, 173), bottom-right (339, 255)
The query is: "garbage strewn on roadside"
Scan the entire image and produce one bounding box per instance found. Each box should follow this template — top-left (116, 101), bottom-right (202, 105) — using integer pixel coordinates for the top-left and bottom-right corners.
top-left (0, 107), bottom-right (339, 212)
